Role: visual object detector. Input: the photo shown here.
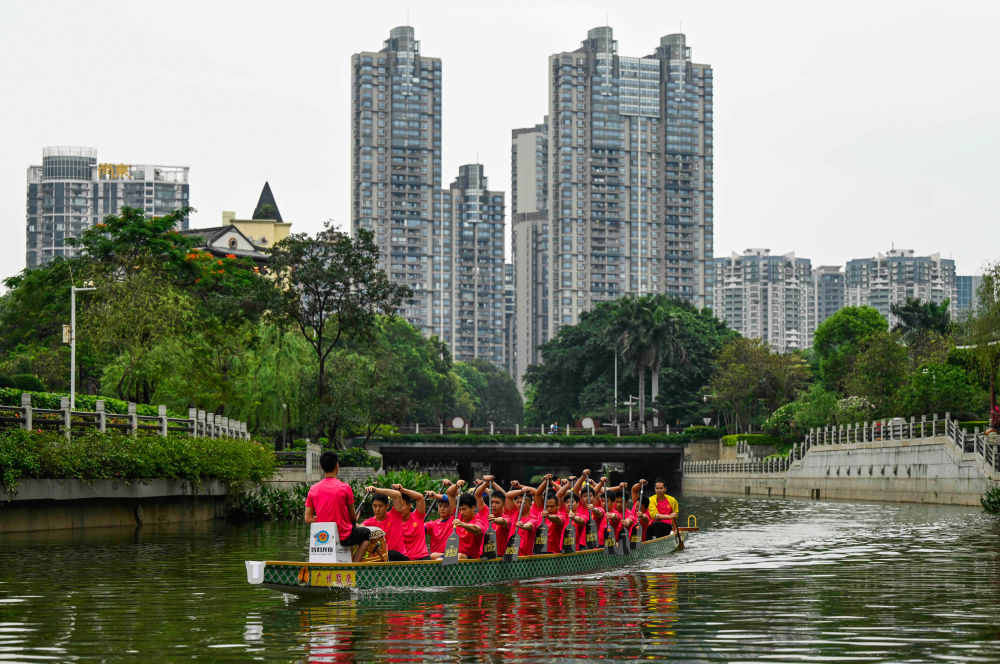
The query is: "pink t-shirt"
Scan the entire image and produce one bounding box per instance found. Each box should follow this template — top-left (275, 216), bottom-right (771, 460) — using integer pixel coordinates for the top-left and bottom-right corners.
top-left (305, 477), bottom-right (355, 542)
top-left (457, 510), bottom-right (486, 559)
top-left (397, 509), bottom-right (428, 559)
top-left (572, 504), bottom-right (591, 549)
top-left (517, 504), bottom-right (541, 557)
top-left (425, 515), bottom-right (455, 554)
top-left (363, 508), bottom-right (403, 553)
top-left (545, 507), bottom-right (567, 554)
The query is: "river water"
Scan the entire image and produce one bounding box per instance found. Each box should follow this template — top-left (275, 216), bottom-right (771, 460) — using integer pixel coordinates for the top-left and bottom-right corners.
top-left (2, 495), bottom-right (999, 662)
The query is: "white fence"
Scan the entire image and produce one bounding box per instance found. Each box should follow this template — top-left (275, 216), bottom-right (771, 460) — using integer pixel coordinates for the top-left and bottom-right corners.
top-left (0, 393), bottom-right (250, 440)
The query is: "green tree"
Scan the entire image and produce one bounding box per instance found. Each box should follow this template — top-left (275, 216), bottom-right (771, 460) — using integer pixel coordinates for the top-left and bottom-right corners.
top-left (268, 223), bottom-right (411, 437)
top-left (813, 306), bottom-right (888, 392)
top-left (967, 262), bottom-right (1000, 412)
top-left (894, 362), bottom-right (984, 418)
top-left (709, 337), bottom-right (810, 432)
top-left (842, 331), bottom-right (908, 416)
top-left (890, 297), bottom-right (953, 340)
top-left (454, 359), bottom-right (524, 426)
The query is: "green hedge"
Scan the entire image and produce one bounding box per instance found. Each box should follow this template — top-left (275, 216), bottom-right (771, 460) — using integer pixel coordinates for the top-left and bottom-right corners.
top-left (959, 421), bottom-right (989, 433)
top-left (381, 427), bottom-right (723, 446)
top-left (0, 387), bottom-right (184, 418)
top-left (721, 433), bottom-right (785, 447)
top-left (0, 428), bottom-right (275, 492)
top-left (338, 447), bottom-right (382, 470)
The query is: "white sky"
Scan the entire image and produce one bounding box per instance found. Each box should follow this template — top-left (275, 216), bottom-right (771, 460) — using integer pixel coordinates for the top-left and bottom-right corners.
top-left (1, 0), bottom-right (998, 288)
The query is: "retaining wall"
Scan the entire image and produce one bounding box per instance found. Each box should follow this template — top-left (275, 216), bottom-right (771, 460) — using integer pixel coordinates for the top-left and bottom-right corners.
top-left (683, 436), bottom-right (998, 506)
top-left (0, 479), bottom-right (229, 533)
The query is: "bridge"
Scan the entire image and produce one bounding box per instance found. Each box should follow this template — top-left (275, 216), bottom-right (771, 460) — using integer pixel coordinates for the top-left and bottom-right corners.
top-left (366, 438), bottom-right (687, 488)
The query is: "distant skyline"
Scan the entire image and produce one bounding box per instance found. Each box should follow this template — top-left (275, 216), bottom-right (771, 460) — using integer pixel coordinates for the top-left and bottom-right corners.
top-left (2, 0), bottom-right (998, 287)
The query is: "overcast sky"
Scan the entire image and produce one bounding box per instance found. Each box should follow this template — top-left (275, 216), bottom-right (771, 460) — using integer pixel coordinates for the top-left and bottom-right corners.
top-left (1, 0), bottom-right (998, 288)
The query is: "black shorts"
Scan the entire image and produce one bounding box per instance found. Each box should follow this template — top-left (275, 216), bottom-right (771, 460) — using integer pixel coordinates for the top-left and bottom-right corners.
top-left (339, 526), bottom-right (370, 547)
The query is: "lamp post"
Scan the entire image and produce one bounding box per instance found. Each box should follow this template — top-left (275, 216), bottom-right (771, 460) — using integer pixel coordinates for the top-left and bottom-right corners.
top-left (624, 394), bottom-right (639, 429)
top-left (70, 281), bottom-right (96, 410)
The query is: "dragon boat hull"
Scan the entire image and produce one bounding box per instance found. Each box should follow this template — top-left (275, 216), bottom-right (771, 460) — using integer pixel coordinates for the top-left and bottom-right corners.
top-left (247, 531), bottom-right (685, 596)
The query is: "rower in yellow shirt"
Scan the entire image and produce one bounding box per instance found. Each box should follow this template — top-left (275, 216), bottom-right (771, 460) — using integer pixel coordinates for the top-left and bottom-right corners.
top-left (645, 477), bottom-right (679, 540)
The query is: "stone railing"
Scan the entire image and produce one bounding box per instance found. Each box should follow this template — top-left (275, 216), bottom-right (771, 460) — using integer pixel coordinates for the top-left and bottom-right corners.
top-left (685, 456), bottom-right (791, 474)
top-left (795, 413), bottom-right (1000, 476)
top-left (0, 393), bottom-right (250, 440)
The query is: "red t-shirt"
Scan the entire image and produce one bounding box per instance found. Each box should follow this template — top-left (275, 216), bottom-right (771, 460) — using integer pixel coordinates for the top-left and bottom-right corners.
top-left (572, 504), bottom-right (591, 549)
top-left (489, 506), bottom-right (518, 556)
top-left (363, 508), bottom-right (403, 553)
top-left (457, 511), bottom-right (487, 559)
top-left (398, 509), bottom-right (428, 559)
top-left (305, 477), bottom-right (355, 542)
top-left (517, 504), bottom-right (541, 557)
top-left (425, 515), bottom-right (454, 554)
top-left (545, 507), bottom-right (567, 554)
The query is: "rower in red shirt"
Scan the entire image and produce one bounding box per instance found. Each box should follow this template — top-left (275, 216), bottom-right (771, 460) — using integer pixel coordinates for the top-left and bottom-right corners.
top-left (536, 475), bottom-right (569, 553)
top-left (514, 486), bottom-right (541, 557)
top-left (430, 479), bottom-right (486, 560)
top-left (482, 477), bottom-right (522, 557)
top-left (361, 489), bottom-right (405, 558)
top-left (425, 479), bottom-right (462, 556)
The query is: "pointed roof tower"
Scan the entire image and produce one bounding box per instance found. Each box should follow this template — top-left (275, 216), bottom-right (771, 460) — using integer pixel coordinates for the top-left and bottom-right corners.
top-left (252, 181), bottom-right (283, 222)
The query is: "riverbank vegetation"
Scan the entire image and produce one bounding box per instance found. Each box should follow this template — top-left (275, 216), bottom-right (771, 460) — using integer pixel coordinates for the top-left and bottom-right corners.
top-left (0, 428), bottom-right (275, 493)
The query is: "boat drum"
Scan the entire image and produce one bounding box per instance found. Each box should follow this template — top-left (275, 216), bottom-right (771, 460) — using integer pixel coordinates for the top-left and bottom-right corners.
top-left (247, 530), bottom-right (685, 595)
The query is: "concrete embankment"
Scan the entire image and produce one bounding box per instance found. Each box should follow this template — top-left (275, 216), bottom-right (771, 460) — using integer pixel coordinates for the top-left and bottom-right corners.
top-left (0, 479), bottom-right (230, 533)
top-left (683, 436), bottom-right (999, 506)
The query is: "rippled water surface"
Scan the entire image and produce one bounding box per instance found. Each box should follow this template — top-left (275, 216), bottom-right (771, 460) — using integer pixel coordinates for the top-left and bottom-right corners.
top-left (3, 496), bottom-right (1000, 662)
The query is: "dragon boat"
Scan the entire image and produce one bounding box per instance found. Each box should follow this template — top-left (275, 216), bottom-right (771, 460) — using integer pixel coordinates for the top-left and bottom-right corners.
top-left (245, 527), bottom-right (692, 597)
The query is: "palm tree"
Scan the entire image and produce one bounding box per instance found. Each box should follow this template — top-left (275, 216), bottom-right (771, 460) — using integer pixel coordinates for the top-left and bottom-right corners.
top-left (890, 297), bottom-right (952, 340)
top-left (607, 295), bottom-right (657, 427)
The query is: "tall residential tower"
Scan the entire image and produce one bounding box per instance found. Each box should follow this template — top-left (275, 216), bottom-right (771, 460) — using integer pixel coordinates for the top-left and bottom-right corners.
top-left (351, 26), bottom-right (442, 337)
top-left (513, 27), bottom-right (714, 382)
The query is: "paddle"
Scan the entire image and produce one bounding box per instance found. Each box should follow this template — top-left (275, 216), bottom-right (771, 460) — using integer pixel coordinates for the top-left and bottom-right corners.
top-left (425, 480), bottom-right (448, 515)
top-left (442, 520), bottom-right (460, 566)
top-left (504, 485), bottom-right (528, 562)
top-left (534, 479), bottom-right (549, 554)
top-left (585, 481), bottom-right (598, 550)
top-left (603, 483), bottom-right (615, 555)
top-left (630, 483), bottom-right (644, 551)
top-left (482, 482), bottom-right (498, 560)
top-left (561, 506), bottom-right (576, 554)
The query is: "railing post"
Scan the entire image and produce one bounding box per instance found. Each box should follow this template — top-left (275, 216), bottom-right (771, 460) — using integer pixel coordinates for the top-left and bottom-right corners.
top-left (440, 422), bottom-right (444, 435)
top-left (920, 415), bottom-right (926, 438)
top-left (96, 400), bottom-right (106, 432)
top-left (616, 424), bottom-right (621, 437)
top-left (490, 422), bottom-right (494, 435)
top-left (464, 423), bottom-right (469, 436)
top-left (415, 422), bottom-right (420, 434)
top-left (21, 393), bottom-right (32, 431)
top-left (159, 405), bottom-right (168, 437)
top-left (188, 408), bottom-right (197, 437)
top-left (61, 396), bottom-right (71, 439)
top-left (198, 409), bottom-right (206, 437)
top-left (207, 412), bottom-right (216, 439)
top-left (666, 424), bottom-right (671, 435)
top-left (515, 424), bottom-right (519, 436)
top-left (933, 413), bottom-right (939, 437)
top-left (128, 402), bottom-right (137, 434)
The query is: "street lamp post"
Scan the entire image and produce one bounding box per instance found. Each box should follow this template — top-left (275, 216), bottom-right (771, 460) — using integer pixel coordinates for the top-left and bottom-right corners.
top-left (624, 394), bottom-right (639, 429)
top-left (70, 281), bottom-right (96, 410)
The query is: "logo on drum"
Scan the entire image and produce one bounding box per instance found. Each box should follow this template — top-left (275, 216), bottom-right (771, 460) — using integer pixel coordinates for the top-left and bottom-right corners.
top-left (314, 530), bottom-right (330, 544)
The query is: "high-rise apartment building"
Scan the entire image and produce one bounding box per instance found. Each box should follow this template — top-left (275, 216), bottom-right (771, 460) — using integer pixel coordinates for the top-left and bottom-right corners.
top-left (714, 249), bottom-right (812, 352)
top-left (844, 249), bottom-right (957, 324)
top-left (438, 164), bottom-right (505, 366)
top-left (25, 146), bottom-right (189, 268)
top-left (955, 275), bottom-right (983, 320)
top-left (812, 265), bottom-right (846, 330)
top-left (513, 27), bottom-right (713, 384)
top-left (503, 262), bottom-right (516, 375)
top-left (351, 26), bottom-right (442, 337)
top-left (511, 120), bottom-right (549, 384)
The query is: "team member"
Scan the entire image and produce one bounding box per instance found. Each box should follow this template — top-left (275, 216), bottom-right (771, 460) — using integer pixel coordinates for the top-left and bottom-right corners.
top-left (536, 475), bottom-right (570, 553)
top-left (645, 477), bottom-right (679, 539)
top-left (514, 486), bottom-right (541, 557)
top-left (362, 490), bottom-right (406, 559)
top-left (304, 451), bottom-right (371, 562)
top-left (482, 477), bottom-right (521, 556)
top-left (425, 479), bottom-right (462, 556)
top-left (364, 483), bottom-right (429, 561)
top-left (429, 480), bottom-right (486, 560)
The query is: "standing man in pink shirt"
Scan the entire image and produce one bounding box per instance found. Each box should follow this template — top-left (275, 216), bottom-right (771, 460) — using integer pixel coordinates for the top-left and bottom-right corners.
top-left (304, 452), bottom-right (371, 562)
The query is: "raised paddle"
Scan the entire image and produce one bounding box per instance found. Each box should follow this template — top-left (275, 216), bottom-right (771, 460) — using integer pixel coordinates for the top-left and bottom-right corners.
top-left (603, 483), bottom-right (615, 555)
top-left (482, 482), bottom-right (498, 560)
top-left (584, 481), bottom-right (599, 550)
top-left (534, 479), bottom-right (549, 554)
top-left (424, 479), bottom-right (448, 515)
top-left (630, 483), bottom-right (644, 551)
top-left (504, 485), bottom-right (529, 562)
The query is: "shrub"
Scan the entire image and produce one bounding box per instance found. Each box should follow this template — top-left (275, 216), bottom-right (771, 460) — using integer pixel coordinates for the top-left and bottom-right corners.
top-left (0, 429), bottom-right (275, 493)
top-left (0, 387), bottom-right (183, 417)
top-left (721, 433), bottom-right (785, 447)
top-left (0, 375), bottom-right (15, 389)
top-left (338, 447), bottom-right (382, 470)
top-left (227, 483), bottom-right (309, 521)
top-left (379, 428), bottom-right (723, 447)
top-left (982, 486), bottom-right (1000, 514)
top-left (11, 375), bottom-right (45, 392)
top-left (371, 468), bottom-right (439, 496)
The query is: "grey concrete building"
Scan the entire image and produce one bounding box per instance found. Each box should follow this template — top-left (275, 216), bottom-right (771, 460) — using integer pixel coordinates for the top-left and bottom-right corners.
top-left (714, 249), bottom-right (813, 352)
top-left (503, 262), bottom-right (515, 376)
top-left (511, 119), bottom-right (549, 386)
top-left (351, 26), bottom-right (442, 337)
top-left (812, 265), bottom-right (846, 330)
top-left (513, 27), bottom-right (713, 384)
top-left (438, 164), bottom-right (505, 367)
top-left (844, 249), bottom-right (957, 324)
top-left (25, 146), bottom-right (189, 268)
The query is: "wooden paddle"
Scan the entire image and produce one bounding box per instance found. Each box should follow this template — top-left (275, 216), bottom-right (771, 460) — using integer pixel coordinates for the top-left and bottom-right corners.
top-left (630, 484), bottom-right (644, 551)
top-left (562, 511), bottom-right (576, 553)
top-left (534, 480), bottom-right (549, 554)
top-left (603, 484), bottom-right (615, 555)
top-left (482, 483), bottom-right (498, 560)
top-left (584, 480), bottom-right (598, 550)
top-left (504, 486), bottom-right (528, 562)
top-left (442, 520), bottom-right (460, 566)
